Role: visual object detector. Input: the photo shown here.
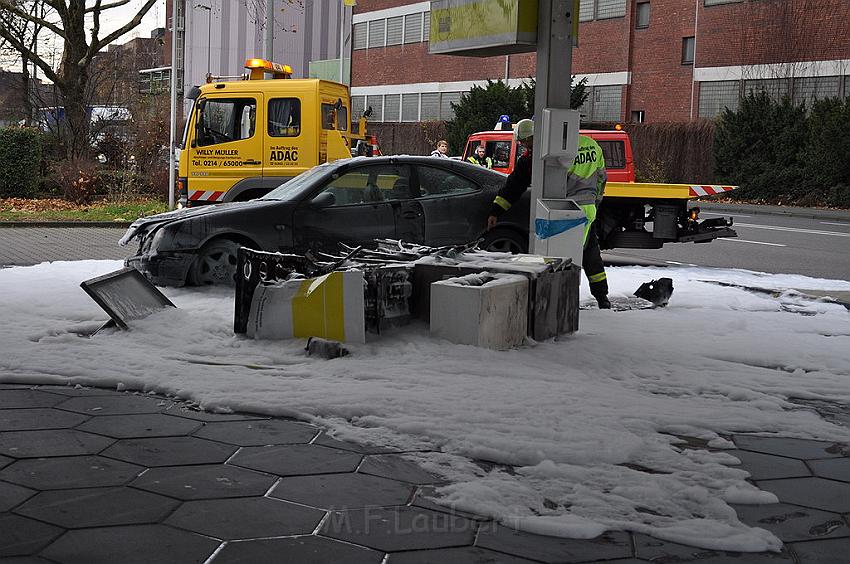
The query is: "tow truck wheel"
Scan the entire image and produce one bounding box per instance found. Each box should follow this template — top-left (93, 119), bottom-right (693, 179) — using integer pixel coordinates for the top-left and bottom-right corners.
top-left (481, 228), bottom-right (528, 254)
top-left (189, 239), bottom-right (241, 286)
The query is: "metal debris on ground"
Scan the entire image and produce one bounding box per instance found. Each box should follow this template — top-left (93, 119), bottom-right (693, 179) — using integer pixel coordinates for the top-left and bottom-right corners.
top-left (305, 337), bottom-right (350, 359)
top-left (634, 277), bottom-right (674, 307)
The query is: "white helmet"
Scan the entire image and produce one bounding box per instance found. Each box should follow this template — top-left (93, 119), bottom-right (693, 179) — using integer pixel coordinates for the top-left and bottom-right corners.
top-left (514, 118), bottom-right (534, 140)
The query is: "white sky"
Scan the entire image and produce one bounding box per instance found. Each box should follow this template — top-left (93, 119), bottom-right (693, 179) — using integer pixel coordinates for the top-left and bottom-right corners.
top-left (1, 258), bottom-right (849, 551)
top-left (98, 0), bottom-right (166, 44)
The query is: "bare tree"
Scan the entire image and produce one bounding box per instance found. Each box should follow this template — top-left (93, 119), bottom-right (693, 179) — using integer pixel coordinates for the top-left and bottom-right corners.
top-left (0, 0), bottom-right (50, 124)
top-left (0, 0), bottom-right (158, 157)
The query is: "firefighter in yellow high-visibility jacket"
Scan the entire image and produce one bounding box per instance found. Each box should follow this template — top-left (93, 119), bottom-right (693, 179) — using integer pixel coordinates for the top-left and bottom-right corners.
top-left (487, 118), bottom-right (611, 309)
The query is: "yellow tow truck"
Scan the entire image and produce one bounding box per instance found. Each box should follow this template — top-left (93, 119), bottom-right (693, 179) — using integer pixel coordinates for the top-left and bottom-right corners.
top-left (177, 58), bottom-right (372, 206)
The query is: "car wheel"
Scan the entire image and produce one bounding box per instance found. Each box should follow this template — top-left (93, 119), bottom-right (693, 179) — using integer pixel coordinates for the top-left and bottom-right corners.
top-left (188, 239), bottom-right (241, 286)
top-left (481, 228), bottom-right (528, 254)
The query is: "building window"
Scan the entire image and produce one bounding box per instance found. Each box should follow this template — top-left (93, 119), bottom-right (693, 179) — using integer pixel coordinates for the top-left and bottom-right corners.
top-left (845, 76), bottom-right (850, 98)
top-left (440, 92), bottom-right (462, 120)
top-left (682, 37), bottom-right (695, 65)
top-left (423, 11), bottom-right (431, 41)
top-left (591, 86), bottom-right (622, 121)
top-left (420, 92), bottom-right (440, 121)
top-left (366, 95), bottom-right (383, 122)
top-left (793, 76), bottom-right (841, 107)
top-left (352, 95), bottom-right (365, 118)
top-left (353, 22), bottom-right (367, 50)
top-left (698, 81), bottom-right (740, 118)
top-left (630, 110), bottom-right (645, 123)
top-left (402, 93), bottom-right (419, 122)
top-left (579, 0), bottom-right (594, 22)
top-left (744, 78), bottom-right (790, 102)
top-left (386, 16), bottom-right (404, 46)
top-left (596, 0), bottom-right (626, 19)
top-left (404, 13), bottom-right (423, 43)
top-left (635, 2), bottom-right (650, 28)
top-left (384, 94), bottom-right (401, 122)
top-left (579, 0), bottom-right (626, 21)
top-left (368, 20), bottom-right (386, 48)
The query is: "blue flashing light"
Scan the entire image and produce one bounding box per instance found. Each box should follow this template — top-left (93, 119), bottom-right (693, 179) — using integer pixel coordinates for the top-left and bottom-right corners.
top-left (499, 114), bottom-right (511, 123)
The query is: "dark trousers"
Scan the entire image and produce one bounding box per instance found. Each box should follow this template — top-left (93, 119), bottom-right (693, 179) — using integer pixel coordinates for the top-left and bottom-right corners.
top-left (583, 223), bottom-right (608, 299)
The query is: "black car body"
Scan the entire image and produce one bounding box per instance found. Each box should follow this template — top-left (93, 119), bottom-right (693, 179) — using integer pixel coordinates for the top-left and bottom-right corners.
top-left (123, 156), bottom-right (531, 286)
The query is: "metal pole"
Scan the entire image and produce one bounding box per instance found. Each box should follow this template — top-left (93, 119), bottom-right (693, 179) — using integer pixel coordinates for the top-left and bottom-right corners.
top-left (530, 0), bottom-right (574, 252)
top-left (338, 2), bottom-right (346, 84)
top-left (207, 6), bottom-right (212, 75)
top-left (168, 0), bottom-right (179, 210)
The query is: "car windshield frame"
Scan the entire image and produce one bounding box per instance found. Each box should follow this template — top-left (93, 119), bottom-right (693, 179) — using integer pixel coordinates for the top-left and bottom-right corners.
top-left (260, 163), bottom-right (339, 201)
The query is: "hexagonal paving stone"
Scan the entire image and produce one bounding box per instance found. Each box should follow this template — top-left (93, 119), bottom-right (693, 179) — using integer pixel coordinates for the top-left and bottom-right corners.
top-left (40, 524), bottom-right (219, 564)
top-left (36, 385), bottom-right (125, 397)
top-left (101, 436), bottom-right (237, 467)
top-left (320, 506), bottom-right (476, 552)
top-left (230, 444), bottom-right (362, 476)
top-left (0, 514), bottom-right (63, 557)
top-left (270, 472), bottom-right (414, 509)
top-left (731, 502), bottom-right (850, 543)
top-left (56, 394), bottom-right (175, 416)
top-left (76, 413), bottom-right (203, 439)
top-left (634, 533), bottom-right (794, 562)
top-left (193, 419), bottom-right (318, 446)
top-left (788, 537), bottom-right (850, 564)
top-left (0, 480), bottom-right (35, 511)
top-left (15, 487), bottom-right (179, 529)
top-left (313, 432), bottom-right (398, 454)
top-left (130, 463), bottom-right (277, 500)
top-left (0, 383), bottom-right (31, 389)
top-left (476, 526), bottom-right (632, 563)
top-left (0, 429), bottom-right (114, 458)
top-left (166, 496), bottom-right (324, 540)
top-left (0, 408), bottom-right (89, 431)
top-left (386, 546), bottom-right (540, 563)
top-left (727, 450), bottom-right (811, 481)
top-left (0, 455), bottom-right (144, 490)
top-left (163, 406), bottom-right (270, 422)
top-left (0, 557), bottom-right (55, 563)
top-left (411, 486), bottom-right (491, 521)
top-left (0, 454), bottom-right (11, 470)
top-left (756, 477), bottom-right (850, 513)
top-left (733, 435), bottom-right (849, 459)
top-left (808, 458), bottom-right (850, 483)
top-left (0, 390), bottom-right (65, 409)
top-left (358, 454), bottom-right (443, 485)
top-left (210, 535), bottom-right (384, 564)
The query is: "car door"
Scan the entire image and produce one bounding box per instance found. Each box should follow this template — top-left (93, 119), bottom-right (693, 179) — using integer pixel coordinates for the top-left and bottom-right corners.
top-left (414, 164), bottom-right (487, 245)
top-left (187, 94), bottom-right (264, 202)
top-left (292, 164), bottom-right (413, 253)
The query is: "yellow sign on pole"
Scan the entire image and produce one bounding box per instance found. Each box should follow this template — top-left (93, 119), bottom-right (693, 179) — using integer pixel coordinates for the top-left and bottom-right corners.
top-left (428, 0), bottom-right (539, 57)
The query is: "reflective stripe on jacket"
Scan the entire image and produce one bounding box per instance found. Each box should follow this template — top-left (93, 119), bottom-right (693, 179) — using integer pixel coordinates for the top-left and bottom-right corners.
top-left (467, 155), bottom-right (493, 168)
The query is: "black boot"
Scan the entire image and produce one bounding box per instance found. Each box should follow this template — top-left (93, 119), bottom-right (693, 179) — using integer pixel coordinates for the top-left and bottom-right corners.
top-left (596, 296), bottom-right (611, 309)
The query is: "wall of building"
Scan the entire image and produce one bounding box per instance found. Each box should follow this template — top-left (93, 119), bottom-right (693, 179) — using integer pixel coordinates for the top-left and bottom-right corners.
top-left (352, 0), bottom-right (850, 124)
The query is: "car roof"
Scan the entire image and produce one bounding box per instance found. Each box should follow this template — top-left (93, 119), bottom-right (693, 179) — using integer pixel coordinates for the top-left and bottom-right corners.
top-left (335, 155), bottom-right (507, 175)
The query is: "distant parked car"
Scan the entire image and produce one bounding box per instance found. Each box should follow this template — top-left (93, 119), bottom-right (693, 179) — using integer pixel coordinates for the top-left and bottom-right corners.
top-left (122, 156), bottom-right (531, 286)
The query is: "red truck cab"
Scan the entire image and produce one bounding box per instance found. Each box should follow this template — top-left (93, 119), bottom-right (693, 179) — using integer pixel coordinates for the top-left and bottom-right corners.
top-left (463, 129), bottom-right (636, 182)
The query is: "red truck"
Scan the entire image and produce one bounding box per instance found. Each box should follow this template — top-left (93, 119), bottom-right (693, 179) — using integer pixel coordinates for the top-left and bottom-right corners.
top-left (463, 128), bottom-right (738, 250)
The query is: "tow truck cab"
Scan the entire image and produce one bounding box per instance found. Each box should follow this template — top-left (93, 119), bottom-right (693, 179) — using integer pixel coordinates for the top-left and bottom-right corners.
top-left (463, 128), bottom-right (736, 250)
top-left (178, 58), bottom-right (371, 206)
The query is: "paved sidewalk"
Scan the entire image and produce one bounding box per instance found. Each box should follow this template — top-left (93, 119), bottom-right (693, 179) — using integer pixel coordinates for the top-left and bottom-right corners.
top-left (0, 227), bottom-right (129, 267)
top-left (0, 382), bottom-right (848, 563)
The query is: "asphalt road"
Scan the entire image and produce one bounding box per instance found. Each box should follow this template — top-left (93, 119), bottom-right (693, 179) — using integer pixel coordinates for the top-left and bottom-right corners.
top-left (1, 206), bottom-right (849, 282)
top-left (608, 209), bottom-right (850, 281)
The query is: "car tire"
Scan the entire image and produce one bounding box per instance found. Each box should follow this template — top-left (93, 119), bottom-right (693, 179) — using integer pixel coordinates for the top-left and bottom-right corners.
top-left (481, 228), bottom-right (528, 254)
top-left (188, 238), bottom-right (242, 286)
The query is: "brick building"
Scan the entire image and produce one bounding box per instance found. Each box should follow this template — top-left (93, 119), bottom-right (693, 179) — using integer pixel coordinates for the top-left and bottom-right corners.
top-left (350, 0), bottom-right (850, 124)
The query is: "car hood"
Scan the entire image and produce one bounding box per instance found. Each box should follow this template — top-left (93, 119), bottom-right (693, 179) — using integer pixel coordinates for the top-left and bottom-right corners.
top-left (120, 200), bottom-right (283, 246)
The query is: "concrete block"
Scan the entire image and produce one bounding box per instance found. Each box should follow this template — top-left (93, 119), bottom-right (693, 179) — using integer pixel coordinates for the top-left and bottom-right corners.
top-left (429, 273), bottom-right (528, 350)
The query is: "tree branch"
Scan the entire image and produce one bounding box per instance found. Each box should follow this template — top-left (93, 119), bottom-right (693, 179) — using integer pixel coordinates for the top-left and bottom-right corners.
top-left (0, 25), bottom-right (59, 83)
top-left (91, 0), bottom-right (157, 54)
top-left (85, 0), bottom-right (131, 13)
top-left (0, 0), bottom-right (65, 38)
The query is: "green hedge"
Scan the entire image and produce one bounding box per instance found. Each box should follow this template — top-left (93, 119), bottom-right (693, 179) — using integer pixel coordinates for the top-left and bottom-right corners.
top-left (715, 93), bottom-right (850, 207)
top-left (0, 127), bottom-right (43, 198)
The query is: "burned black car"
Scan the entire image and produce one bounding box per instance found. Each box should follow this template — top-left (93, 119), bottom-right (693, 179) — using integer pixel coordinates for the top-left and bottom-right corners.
top-left (122, 156), bottom-right (531, 286)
